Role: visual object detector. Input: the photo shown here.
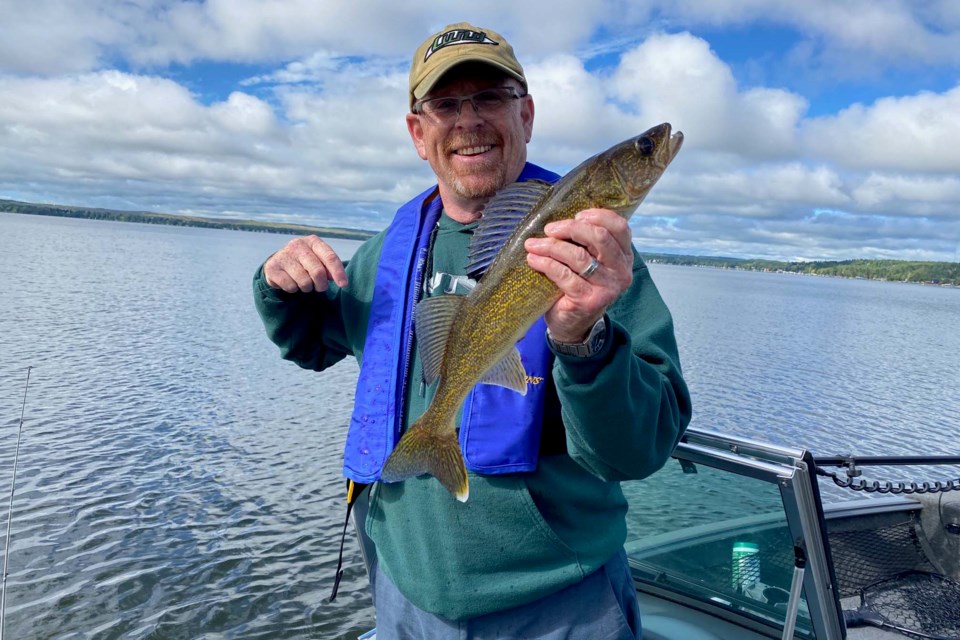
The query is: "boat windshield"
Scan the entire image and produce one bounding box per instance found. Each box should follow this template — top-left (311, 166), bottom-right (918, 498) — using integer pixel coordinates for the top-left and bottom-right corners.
top-left (622, 430), bottom-right (844, 640)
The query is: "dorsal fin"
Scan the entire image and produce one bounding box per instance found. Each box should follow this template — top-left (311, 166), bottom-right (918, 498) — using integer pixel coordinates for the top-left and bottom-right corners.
top-left (466, 180), bottom-right (553, 279)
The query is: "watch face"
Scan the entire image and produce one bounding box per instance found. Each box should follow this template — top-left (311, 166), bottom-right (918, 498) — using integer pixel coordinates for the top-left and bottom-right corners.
top-left (589, 331), bottom-right (604, 351)
top-left (585, 319), bottom-right (606, 355)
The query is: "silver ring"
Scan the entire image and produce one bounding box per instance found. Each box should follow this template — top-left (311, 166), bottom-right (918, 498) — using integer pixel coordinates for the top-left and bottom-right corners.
top-left (579, 257), bottom-right (600, 279)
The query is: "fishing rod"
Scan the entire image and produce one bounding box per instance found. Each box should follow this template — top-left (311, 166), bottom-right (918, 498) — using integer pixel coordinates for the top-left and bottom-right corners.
top-left (0, 366), bottom-right (32, 640)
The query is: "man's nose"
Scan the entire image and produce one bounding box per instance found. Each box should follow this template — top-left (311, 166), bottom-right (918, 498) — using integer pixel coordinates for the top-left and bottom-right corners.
top-left (454, 98), bottom-right (484, 124)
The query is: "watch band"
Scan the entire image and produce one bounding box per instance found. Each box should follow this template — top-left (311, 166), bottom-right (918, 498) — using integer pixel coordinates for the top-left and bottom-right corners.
top-left (547, 317), bottom-right (607, 357)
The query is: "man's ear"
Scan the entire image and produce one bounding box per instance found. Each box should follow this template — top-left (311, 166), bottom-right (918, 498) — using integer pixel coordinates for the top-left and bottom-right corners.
top-left (521, 95), bottom-right (535, 144)
top-left (406, 113), bottom-right (428, 160)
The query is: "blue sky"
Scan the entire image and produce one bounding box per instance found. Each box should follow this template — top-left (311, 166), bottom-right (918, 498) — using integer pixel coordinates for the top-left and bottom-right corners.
top-left (1, 1), bottom-right (958, 262)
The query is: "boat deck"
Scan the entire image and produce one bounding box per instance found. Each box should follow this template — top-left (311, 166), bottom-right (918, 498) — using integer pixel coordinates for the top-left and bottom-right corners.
top-left (829, 495), bottom-right (959, 639)
top-left (636, 494), bottom-right (960, 639)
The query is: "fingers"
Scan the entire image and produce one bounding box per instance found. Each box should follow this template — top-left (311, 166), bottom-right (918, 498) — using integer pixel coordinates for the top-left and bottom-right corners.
top-left (263, 235), bottom-right (348, 293)
top-left (525, 236), bottom-right (596, 287)
top-left (305, 236), bottom-right (349, 288)
top-left (524, 209), bottom-right (634, 342)
top-left (524, 208), bottom-right (633, 289)
top-left (545, 208), bottom-right (633, 258)
top-left (525, 250), bottom-right (592, 295)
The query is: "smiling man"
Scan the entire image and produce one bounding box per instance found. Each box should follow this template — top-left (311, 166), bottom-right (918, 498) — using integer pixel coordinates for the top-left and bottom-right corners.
top-left (407, 61), bottom-right (532, 218)
top-left (253, 22), bottom-right (691, 639)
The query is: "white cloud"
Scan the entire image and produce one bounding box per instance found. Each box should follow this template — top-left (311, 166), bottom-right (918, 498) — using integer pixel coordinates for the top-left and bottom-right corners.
top-left (0, 1), bottom-right (130, 74)
top-left (1, 4), bottom-right (959, 261)
top-left (802, 86), bottom-right (960, 173)
top-left (210, 92), bottom-right (280, 136)
top-left (6, 0), bottom-right (960, 76)
top-left (666, 164), bottom-right (849, 216)
top-left (610, 32), bottom-right (807, 158)
top-left (524, 55), bottom-right (632, 164)
top-left (241, 51), bottom-right (347, 86)
top-left (0, 72), bottom-right (293, 206)
top-left (0, 71), bottom-right (204, 148)
top-left (852, 174), bottom-right (960, 217)
top-left (648, 0), bottom-right (960, 66)
top-left (169, 0), bottom-right (621, 64)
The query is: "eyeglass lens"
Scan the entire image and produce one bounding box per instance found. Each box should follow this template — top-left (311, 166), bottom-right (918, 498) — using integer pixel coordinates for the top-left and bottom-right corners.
top-left (417, 88), bottom-right (519, 120)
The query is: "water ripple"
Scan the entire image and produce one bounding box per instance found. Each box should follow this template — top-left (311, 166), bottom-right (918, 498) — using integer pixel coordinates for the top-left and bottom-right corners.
top-left (0, 216), bottom-right (957, 638)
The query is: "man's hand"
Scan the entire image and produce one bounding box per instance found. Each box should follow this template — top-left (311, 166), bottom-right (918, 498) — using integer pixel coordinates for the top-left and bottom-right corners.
top-left (524, 209), bottom-right (633, 343)
top-left (263, 235), bottom-right (349, 293)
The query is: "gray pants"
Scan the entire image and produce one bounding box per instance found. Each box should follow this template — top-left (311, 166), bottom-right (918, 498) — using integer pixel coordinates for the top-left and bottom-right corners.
top-left (372, 550), bottom-right (642, 639)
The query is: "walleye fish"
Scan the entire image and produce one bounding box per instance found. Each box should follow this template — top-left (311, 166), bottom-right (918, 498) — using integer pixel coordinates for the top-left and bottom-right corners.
top-left (380, 123), bottom-right (684, 501)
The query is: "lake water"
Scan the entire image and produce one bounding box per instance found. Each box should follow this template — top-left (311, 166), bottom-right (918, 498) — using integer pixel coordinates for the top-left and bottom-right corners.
top-left (0, 213), bottom-right (958, 639)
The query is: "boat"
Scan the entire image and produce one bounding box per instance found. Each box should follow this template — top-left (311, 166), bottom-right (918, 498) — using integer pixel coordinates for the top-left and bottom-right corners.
top-left (351, 428), bottom-right (960, 639)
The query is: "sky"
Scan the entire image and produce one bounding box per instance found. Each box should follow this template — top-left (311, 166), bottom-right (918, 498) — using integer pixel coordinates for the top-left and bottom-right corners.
top-left (1, 1), bottom-right (959, 262)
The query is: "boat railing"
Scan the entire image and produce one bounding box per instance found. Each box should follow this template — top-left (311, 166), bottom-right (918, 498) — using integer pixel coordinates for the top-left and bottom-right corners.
top-left (813, 454), bottom-right (960, 496)
top-left (626, 427), bottom-right (846, 640)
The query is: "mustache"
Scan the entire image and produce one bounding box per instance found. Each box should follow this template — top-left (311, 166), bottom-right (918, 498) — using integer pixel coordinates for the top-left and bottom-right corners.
top-left (443, 132), bottom-right (502, 154)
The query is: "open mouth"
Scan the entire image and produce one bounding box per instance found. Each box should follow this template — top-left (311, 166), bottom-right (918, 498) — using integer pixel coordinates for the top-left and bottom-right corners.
top-left (454, 145), bottom-right (494, 156)
top-left (668, 131), bottom-right (684, 159)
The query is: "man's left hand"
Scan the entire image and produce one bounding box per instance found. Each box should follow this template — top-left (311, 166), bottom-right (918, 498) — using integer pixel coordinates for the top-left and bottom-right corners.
top-left (524, 208), bottom-right (634, 343)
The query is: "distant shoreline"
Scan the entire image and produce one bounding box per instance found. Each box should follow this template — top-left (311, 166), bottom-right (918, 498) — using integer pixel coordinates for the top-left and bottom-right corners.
top-left (0, 198), bottom-right (376, 242)
top-left (640, 254), bottom-right (959, 287)
top-left (647, 259), bottom-right (958, 288)
top-left (2, 198), bottom-right (957, 286)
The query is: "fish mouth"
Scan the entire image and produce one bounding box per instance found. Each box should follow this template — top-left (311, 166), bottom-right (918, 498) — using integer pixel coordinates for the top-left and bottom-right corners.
top-left (650, 123), bottom-right (683, 165)
top-left (609, 123), bottom-right (685, 201)
top-left (666, 129), bottom-right (684, 161)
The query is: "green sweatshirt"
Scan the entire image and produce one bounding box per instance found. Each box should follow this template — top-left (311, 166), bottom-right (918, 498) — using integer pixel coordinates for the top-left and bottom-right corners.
top-left (253, 211), bottom-right (691, 621)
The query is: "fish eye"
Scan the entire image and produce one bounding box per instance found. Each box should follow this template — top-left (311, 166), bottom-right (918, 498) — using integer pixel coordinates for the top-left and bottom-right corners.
top-left (637, 136), bottom-right (655, 156)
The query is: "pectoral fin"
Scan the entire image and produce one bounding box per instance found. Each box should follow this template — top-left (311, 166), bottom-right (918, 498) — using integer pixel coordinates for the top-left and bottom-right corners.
top-left (479, 347), bottom-right (528, 394)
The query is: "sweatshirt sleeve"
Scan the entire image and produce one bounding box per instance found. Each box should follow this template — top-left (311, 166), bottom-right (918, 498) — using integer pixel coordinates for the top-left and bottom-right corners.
top-left (251, 233), bottom-right (384, 371)
top-left (552, 254), bottom-right (692, 481)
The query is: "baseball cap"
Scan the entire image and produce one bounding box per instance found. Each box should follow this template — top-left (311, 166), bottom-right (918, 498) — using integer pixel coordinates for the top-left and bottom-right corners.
top-left (409, 22), bottom-right (526, 109)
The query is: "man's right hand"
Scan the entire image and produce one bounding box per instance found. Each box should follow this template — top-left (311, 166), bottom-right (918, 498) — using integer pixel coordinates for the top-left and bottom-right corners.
top-left (263, 235), bottom-right (349, 293)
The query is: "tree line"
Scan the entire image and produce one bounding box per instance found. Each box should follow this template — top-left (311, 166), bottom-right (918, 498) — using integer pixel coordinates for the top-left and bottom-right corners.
top-left (0, 199), bottom-right (375, 241)
top-left (641, 254), bottom-right (959, 286)
top-left (4, 198), bottom-right (956, 285)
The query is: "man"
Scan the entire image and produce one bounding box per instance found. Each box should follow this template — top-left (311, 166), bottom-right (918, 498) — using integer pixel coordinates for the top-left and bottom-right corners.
top-left (254, 22), bottom-right (691, 639)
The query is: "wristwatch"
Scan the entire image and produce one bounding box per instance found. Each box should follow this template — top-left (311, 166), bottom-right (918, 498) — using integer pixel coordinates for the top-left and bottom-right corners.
top-left (547, 317), bottom-right (607, 358)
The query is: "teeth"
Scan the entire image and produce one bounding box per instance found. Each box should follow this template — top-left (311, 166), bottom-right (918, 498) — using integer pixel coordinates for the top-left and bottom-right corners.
top-left (456, 145), bottom-right (493, 156)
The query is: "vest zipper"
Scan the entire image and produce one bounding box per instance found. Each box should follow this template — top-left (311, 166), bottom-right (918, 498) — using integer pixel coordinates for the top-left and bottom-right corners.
top-left (397, 246), bottom-right (428, 429)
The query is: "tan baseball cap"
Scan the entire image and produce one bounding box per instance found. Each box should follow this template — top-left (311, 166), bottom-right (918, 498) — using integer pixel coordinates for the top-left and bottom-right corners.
top-left (409, 22), bottom-right (526, 109)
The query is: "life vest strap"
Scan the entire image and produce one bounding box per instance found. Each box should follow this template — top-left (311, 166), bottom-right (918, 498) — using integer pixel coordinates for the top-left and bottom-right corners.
top-left (329, 479), bottom-right (370, 602)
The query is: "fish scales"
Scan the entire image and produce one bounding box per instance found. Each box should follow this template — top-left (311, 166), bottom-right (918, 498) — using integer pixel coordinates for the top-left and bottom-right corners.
top-left (380, 123), bottom-right (684, 501)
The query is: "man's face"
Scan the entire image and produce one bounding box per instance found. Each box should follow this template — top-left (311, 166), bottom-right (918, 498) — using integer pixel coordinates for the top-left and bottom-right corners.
top-left (406, 66), bottom-right (534, 204)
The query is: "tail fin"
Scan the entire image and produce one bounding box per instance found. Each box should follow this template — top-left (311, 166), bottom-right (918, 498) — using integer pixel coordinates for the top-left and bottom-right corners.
top-left (380, 421), bottom-right (469, 502)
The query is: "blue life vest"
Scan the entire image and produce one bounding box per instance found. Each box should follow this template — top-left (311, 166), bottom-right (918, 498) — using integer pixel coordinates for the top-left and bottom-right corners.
top-left (343, 163), bottom-right (561, 483)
